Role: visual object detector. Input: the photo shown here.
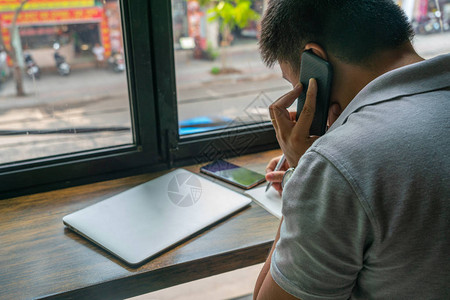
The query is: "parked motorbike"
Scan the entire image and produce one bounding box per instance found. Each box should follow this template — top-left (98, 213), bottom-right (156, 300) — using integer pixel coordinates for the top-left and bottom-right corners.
top-left (0, 48), bottom-right (10, 84)
top-left (53, 43), bottom-right (70, 76)
top-left (54, 51), bottom-right (71, 76)
top-left (107, 51), bottom-right (125, 72)
top-left (24, 53), bottom-right (40, 79)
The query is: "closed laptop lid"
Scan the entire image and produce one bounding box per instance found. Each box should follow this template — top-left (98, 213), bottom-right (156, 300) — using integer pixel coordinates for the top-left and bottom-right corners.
top-left (63, 169), bottom-right (251, 266)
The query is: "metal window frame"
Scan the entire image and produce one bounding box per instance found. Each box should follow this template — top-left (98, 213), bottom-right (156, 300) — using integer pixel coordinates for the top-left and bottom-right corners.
top-left (0, 0), bottom-right (163, 199)
top-left (150, 0), bottom-right (278, 169)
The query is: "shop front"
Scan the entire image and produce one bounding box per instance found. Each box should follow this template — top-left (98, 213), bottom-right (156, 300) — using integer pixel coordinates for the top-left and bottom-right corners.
top-left (0, 0), bottom-right (115, 68)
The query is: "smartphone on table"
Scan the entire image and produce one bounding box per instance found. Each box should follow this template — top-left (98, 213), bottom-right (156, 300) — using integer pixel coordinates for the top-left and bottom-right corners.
top-left (296, 50), bottom-right (333, 136)
top-left (200, 159), bottom-right (266, 189)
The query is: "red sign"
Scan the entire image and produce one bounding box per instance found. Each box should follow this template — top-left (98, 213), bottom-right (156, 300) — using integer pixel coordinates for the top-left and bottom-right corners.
top-left (0, 7), bottom-right (103, 26)
top-left (0, 0), bottom-right (95, 12)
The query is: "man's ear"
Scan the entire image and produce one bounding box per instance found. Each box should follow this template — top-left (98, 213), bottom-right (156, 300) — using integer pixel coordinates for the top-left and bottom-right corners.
top-left (304, 43), bottom-right (328, 61)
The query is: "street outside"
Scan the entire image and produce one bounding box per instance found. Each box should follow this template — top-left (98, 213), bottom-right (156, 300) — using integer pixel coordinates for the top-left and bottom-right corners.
top-left (0, 32), bottom-right (449, 165)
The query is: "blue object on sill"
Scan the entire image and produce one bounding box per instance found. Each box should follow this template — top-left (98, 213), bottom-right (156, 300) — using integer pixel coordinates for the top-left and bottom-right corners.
top-left (179, 116), bottom-right (233, 135)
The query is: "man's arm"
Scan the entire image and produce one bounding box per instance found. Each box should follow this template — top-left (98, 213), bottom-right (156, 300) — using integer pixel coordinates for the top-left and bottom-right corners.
top-left (253, 218), bottom-right (281, 299)
top-left (256, 271), bottom-right (300, 300)
top-left (253, 217), bottom-right (300, 300)
top-left (253, 80), bottom-right (319, 300)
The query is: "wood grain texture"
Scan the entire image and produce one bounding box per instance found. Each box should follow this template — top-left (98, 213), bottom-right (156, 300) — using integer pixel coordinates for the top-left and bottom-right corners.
top-left (0, 150), bottom-right (282, 300)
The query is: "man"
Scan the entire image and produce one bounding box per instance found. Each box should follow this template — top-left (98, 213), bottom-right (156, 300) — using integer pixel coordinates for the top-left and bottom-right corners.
top-left (253, 0), bottom-right (449, 299)
top-left (92, 43), bottom-right (105, 68)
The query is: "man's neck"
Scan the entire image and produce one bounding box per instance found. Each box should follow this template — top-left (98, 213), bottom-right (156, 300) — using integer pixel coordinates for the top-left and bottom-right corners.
top-left (330, 43), bottom-right (424, 111)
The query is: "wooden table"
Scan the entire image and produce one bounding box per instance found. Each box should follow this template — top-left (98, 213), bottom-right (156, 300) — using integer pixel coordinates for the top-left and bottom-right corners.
top-left (0, 150), bottom-right (281, 300)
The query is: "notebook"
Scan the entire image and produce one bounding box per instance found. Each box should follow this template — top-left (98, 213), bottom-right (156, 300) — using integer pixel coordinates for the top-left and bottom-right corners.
top-left (63, 169), bottom-right (251, 266)
top-left (245, 185), bottom-right (282, 219)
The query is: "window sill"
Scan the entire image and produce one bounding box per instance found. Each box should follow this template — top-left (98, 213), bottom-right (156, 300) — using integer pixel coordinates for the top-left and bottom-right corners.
top-left (0, 149), bottom-right (281, 299)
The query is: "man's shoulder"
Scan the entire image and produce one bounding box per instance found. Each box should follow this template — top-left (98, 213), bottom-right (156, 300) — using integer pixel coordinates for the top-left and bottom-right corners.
top-left (328, 54), bottom-right (450, 133)
top-left (306, 85), bottom-right (449, 212)
top-left (313, 95), bottom-right (442, 189)
top-left (316, 61), bottom-right (450, 165)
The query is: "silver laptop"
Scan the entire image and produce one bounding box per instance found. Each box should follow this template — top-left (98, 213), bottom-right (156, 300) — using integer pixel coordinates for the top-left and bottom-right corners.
top-left (63, 169), bottom-right (251, 266)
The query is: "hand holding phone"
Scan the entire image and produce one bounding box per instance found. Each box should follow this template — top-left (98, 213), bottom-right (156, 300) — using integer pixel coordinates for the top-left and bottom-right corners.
top-left (269, 49), bottom-right (333, 167)
top-left (296, 50), bottom-right (333, 136)
top-left (269, 78), bottom-right (323, 167)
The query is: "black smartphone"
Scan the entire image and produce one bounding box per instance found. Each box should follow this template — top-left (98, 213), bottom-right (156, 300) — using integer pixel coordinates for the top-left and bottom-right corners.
top-left (200, 159), bottom-right (266, 189)
top-left (296, 50), bottom-right (333, 136)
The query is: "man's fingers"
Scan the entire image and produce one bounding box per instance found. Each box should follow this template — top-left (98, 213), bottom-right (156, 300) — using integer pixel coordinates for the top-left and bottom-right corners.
top-left (269, 84), bottom-right (302, 120)
top-left (273, 183), bottom-right (283, 195)
top-left (266, 158), bottom-right (289, 174)
top-left (294, 78), bottom-right (317, 135)
top-left (269, 84), bottom-right (302, 135)
top-left (273, 106), bottom-right (295, 138)
top-left (266, 171), bottom-right (285, 183)
top-left (272, 83), bottom-right (302, 108)
top-left (265, 156), bottom-right (283, 173)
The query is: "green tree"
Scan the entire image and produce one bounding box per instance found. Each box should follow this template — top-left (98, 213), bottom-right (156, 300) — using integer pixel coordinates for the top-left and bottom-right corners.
top-left (200, 0), bottom-right (260, 72)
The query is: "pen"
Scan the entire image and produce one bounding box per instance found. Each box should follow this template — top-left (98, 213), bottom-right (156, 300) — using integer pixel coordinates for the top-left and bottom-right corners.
top-left (265, 154), bottom-right (286, 192)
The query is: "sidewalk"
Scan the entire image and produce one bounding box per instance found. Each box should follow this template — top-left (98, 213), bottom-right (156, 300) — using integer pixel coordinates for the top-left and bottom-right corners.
top-left (174, 43), bottom-right (279, 89)
top-left (0, 68), bottom-right (128, 111)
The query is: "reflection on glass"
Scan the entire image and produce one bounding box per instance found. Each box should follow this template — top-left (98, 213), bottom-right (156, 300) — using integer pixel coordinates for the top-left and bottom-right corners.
top-left (172, 0), bottom-right (291, 136)
top-left (173, 0), bottom-right (450, 136)
top-left (0, 0), bottom-right (132, 165)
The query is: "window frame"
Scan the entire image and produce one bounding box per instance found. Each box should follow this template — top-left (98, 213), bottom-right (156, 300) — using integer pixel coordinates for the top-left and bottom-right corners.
top-left (0, 0), bottom-right (278, 199)
top-left (150, 0), bottom-right (278, 167)
top-left (0, 0), bottom-right (163, 198)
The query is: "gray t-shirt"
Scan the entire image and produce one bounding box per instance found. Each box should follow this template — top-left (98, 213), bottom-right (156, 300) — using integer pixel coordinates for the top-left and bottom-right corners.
top-left (271, 54), bottom-right (450, 299)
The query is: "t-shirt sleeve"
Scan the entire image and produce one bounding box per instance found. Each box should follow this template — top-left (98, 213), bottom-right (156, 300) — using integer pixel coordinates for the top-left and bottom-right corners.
top-left (270, 150), bottom-right (372, 300)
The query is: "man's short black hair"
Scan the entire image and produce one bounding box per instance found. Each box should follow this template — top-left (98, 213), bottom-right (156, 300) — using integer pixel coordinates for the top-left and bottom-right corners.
top-left (259, 0), bottom-right (414, 73)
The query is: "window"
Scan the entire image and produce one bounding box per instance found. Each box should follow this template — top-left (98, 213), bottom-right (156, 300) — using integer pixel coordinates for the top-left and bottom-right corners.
top-left (169, 0), bottom-right (284, 164)
top-left (0, 1), bottom-right (135, 165)
top-left (142, 0), bottom-right (281, 168)
top-left (0, 0), bottom-right (161, 197)
top-left (172, 0), bottom-right (290, 136)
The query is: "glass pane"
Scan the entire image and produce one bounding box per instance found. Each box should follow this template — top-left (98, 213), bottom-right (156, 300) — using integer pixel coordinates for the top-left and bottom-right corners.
top-left (172, 0), bottom-right (291, 136)
top-left (0, 0), bottom-right (132, 165)
top-left (397, 0), bottom-right (450, 58)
